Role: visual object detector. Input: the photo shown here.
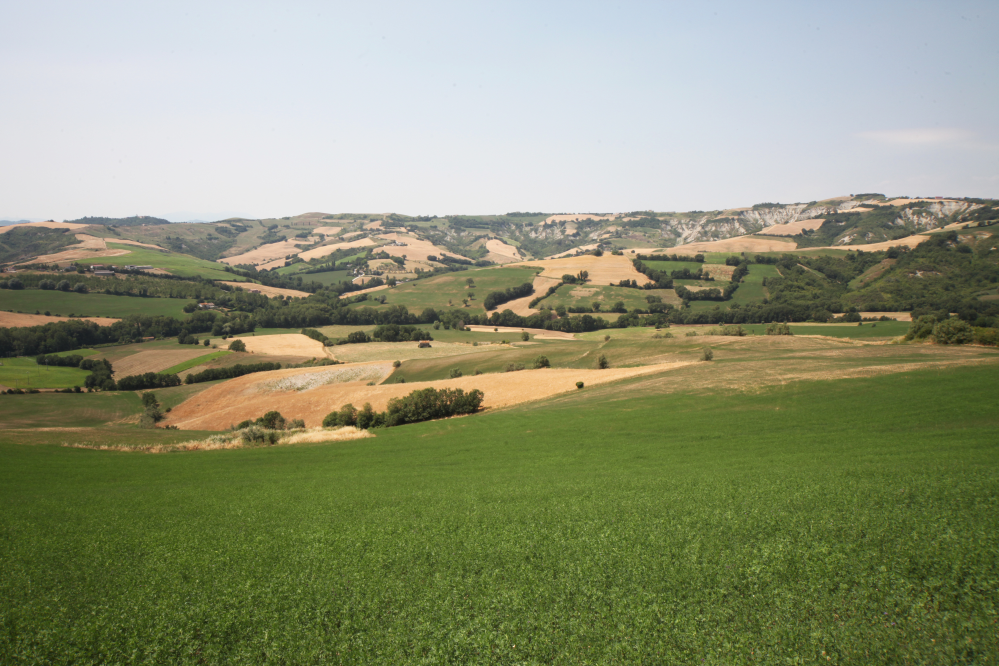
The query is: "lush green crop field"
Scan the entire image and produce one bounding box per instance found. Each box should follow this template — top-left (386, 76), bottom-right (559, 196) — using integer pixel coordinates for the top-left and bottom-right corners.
top-left (0, 357), bottom-right (91, 389)
top-left (734, 320), bottom-right (912, 338)
top-left (105, 244), bottom-right (243, 281)
top-left (685, 263), bottom-right (779, 312)
top-left (346, 266), bottom-right (539, 313)
top-left (642, 259), bottom-right (706, 273)
top-left (0, 290), bottom-right (192, 318)
top-left (1, 364), bottom-right (997, 662)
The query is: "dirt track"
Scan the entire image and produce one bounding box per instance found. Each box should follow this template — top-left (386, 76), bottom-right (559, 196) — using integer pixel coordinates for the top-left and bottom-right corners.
top-left (163, 361), bottom-right (692, 430)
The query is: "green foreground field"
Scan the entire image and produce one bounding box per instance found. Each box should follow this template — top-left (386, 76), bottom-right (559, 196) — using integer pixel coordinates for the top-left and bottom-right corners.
top-left (1, 363), bottom-right (997, 662)
top-left (105, 244), bottom-right (243, 281)
top-left (0, 290), bottom-right (192, 319)
top-left (0, 357), bottom-right (91, 389)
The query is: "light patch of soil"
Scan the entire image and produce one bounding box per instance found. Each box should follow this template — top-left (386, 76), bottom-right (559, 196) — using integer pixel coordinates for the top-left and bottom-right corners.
top-left (874, 198), bottom-right (961, 207)
top-left (0, 221), bottom-right (91, 234)
top-left (859, 311), bottom-right (912, 322)
top-left (163, 361), bottom-right (693, 430)
top-left (497, 275), bottom-right (562, 316)
top-left (512, 254), bottom-right (649, 286)
top-left (757, 218), bottom-right (826, 236)
top-left (466, 325), bottom-right (576, 340)
top-left (832, 234), bottom-right (928, 252)
top-left (218, 281), bottom-right (310, 298)
top-left (110, 348), bottom-right (219, 377)
top-left (375, 233), bottom-right (471, 263)
top-left (669, 236), bottom-right (798, 253)
top-left (364, 221), bottom-right (384, 230)
top-left (485, 238), bottom-right (523, 262)
top-left (219, 240), bottom-right (305, 266)
top-left (0, 312), bottom-right (119, 327)
top-left (312, 226), bottom-right (342, 236)
top-left (225, 333), bottom-right (328, 357)
top-left (297, 237), bottom-right (376, 261)
top-left (339, 284), bottom-right (389, 299)
top-left (545, 244), bottom-right (599, 259)
top-left (111, 238), bottom-right (167, 250)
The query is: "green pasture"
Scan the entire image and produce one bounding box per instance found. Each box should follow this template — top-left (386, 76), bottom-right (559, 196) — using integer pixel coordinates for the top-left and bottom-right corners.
top-left (0, 390), bottom-right (141, 426)
top-left (346, 266), bottom-right (539, 312)
top-left (641, 259), bottom-right (706, 273)
top-left (2, 364), bottom-right (997, 661)
top-left (105, 244), bottom-right (242, 281)
top-left (684, 263), bottom-right (779, 312)
top-left (0, 357), bottom-right (91, 389)
top-left (737, 320), bottom-right (911, 338)
top-left (0, 290), bottom-right (192, 319)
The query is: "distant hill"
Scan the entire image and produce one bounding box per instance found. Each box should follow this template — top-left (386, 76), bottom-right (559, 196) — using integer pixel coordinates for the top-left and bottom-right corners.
top-left (65, 215), bottom-right (171, 227)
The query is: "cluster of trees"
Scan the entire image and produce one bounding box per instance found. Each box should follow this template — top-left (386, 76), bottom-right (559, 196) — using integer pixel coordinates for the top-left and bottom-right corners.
top-left (631, 260), bottom-right (674, 289)
top-left (184, 361), bottom-right (282, 384)
top-left (371, 324), bottom-right (432, 342)
top-left (483, 282), bottom-right (535, 311)
top-left (117, 372), bottom-right (182, 391)
top-left (323, 387), bottom-right (484, 429)
top-left (636, 253), bottom-right (704, 263)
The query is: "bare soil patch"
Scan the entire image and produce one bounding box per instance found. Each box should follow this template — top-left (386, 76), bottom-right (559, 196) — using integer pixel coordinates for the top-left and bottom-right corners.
top-left (219, 281), bottom-right (310, 298)
top-left (163, 361), bottom-right (690, 430)
top-left (297, 237), bottom-right (376, 262)
top-left (757, 218), bottom-right (825, 236)
top-left (485, 238), bottom-right (524, 262)
top-left (0, 312), bottom-right (119, 328)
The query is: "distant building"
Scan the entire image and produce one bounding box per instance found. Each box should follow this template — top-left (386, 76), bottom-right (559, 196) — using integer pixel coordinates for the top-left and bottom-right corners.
top-left (417, 341), bottom-right (431, 348)
top-left (93, 270), bottom-right (114, 276)
top-left (89, 264), bottom-right (105, 270)
top-left (198, 302), bottom-right (216, 309)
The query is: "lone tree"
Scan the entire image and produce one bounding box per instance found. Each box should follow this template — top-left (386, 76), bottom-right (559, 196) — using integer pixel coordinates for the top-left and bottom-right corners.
top-left (533, 355), bottom-right (550, 369)
top-left (229, 339), bottom-right (247, 352)
top-left (700, 347), bottom-right (714, 362)
top-left (597, 354), bottom-right (609, 369)
top-left (521, 331), bottom-right (529, 341)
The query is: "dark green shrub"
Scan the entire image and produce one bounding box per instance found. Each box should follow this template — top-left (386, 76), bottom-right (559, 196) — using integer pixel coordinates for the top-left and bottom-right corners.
top-left (576, 381), bottom-right (584, 389)
top-left (597, 354), bottom-right (609, 369)
top-left (533, 355), bottom-right (550, 369)
top-left (933, 319), bottom-right (973, 345)
top-left (229, 339), bottom-right (247, 352)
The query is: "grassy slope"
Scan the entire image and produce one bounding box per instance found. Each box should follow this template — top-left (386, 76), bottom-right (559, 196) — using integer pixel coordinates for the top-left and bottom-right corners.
top-left (0, 290), bottom-right (191, 318)
top-left (0, 357), bottom-right (91, 389)
top-left (104, 244), bottom-right (242, 281)
top-left (1, 365), bottom-right (997, 662)
top-left (538, 283), bottom-right (677, 311)
top-left (0, 391), bottom-right (141, 427)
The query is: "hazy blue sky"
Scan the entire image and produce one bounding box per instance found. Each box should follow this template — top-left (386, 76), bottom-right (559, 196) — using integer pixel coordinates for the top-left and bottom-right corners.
top-left (1, 1), bottom-right (996, 221)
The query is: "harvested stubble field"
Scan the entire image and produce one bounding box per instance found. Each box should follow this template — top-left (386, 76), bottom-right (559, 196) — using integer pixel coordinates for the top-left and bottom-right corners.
top-left (0, 311), bottom-right (119, 327)
top-left (466, 325), bottom-right (576, 340)
top-left (297, 237), bottom-right (377, 262)
top-left (163, 361), bottom-right (688, 430)
top-left (3, 361), bottom-right (998, 662)
top-left (344, 266), bottom-right (539, 312)
top-left (218, 240), bottom-right (305, 267)
top-left (671, 235), bottom-right (799, 253)
top-left (496, 274), bottom-right (561, 315)
top-left (224, 333), bottom-right (328, 357)
top-left (375, 232), bottom-right (469, 262)
top-left (512, 253), bottom-right (648, 285)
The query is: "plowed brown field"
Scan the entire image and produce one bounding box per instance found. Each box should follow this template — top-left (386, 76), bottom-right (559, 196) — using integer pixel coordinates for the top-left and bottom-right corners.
top-left (163, 361), bottom-right (692, 430)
